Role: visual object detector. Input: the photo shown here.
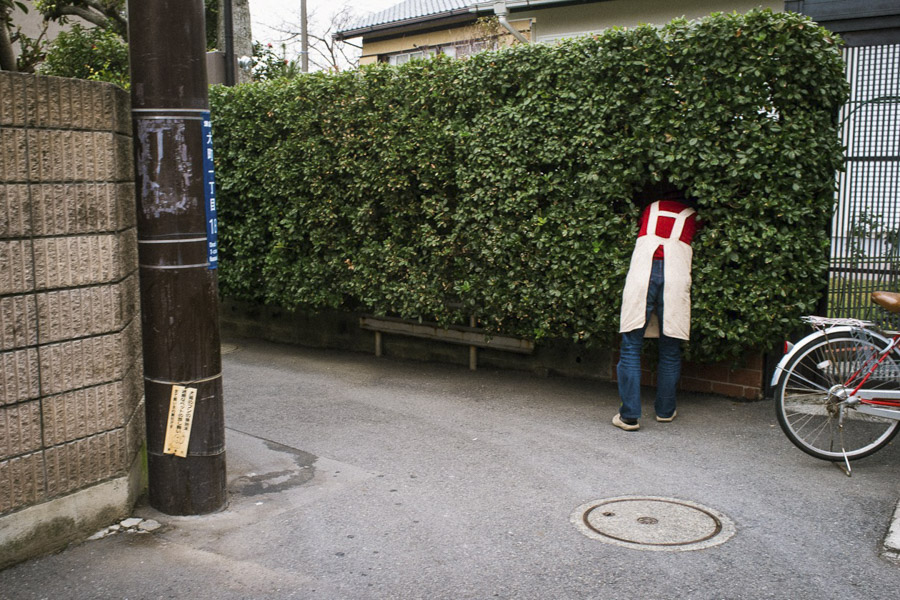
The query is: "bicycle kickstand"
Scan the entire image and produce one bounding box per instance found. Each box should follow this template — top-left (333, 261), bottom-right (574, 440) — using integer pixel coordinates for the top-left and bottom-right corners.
top-left (834, 455), bottom-right (852, 477)
top-left (837, 425), bottom-right (852, 477)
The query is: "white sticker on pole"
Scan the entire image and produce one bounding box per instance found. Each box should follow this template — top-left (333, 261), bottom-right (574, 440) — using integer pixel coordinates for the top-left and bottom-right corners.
top-left (163, 385), bottom-right (198, 457)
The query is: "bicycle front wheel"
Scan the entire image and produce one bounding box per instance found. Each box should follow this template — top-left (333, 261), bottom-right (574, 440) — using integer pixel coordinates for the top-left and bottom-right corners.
top-left (775, 331), bottom-right (900, 461)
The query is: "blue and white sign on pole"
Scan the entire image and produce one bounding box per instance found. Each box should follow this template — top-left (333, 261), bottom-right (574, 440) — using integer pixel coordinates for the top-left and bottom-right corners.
top-left (201, 112), bottom-right (218, 269)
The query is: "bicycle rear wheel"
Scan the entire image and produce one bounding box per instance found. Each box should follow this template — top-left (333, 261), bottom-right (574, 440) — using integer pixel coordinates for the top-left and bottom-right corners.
top-left (775, 331), bottom-right (900, 461)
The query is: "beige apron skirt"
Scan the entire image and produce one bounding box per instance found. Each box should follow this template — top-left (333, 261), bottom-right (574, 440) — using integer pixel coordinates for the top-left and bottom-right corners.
top-left (619, 202), bottom-right (695, 340)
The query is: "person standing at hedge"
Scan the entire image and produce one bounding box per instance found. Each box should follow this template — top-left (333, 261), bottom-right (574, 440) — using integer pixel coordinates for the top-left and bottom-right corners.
top-left (613, 183), bottom-right (698, 432)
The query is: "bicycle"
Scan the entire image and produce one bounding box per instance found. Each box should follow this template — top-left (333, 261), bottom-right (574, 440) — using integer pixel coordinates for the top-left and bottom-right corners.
top-left (772, 291), bottom-right (900, 474)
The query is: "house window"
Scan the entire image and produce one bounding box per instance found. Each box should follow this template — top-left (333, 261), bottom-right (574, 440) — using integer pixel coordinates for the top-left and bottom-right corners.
top-left (442, 39), bottom-right (496, 58)
top-left (380, 38), bottom-right (500, 64)
top-left (385, 49), bottom-right (436, 65)
top-left (536, 31), bottom-right (600, 44)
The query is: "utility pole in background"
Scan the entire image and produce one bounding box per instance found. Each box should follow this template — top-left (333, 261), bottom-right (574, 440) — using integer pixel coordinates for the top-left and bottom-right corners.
top-left (128, 0), bottom-right (227, 515)
top-left (223, 0), bottom-right (234, 86)
top-left (301, 0), bottom-right (309, 72)
top-left (217, 0), bottom-right (253, 84)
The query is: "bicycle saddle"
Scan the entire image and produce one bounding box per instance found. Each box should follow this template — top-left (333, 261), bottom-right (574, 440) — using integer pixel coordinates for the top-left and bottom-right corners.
top-left (871, 291), bottom-right (900, 313)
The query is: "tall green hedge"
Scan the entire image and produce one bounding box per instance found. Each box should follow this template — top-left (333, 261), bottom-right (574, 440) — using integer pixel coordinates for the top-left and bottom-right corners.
top-left (210, 9), bottom-right (848, 362)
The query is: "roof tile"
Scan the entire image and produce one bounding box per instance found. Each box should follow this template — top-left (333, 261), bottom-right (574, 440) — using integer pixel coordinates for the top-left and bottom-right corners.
top-left (347, 0), bottom-right (473, 31)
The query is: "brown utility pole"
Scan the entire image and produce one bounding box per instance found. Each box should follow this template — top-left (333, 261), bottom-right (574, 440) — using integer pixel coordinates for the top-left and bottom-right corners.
top-left (128, 0), bottom-right (226, 515)
top-left (223, 0), bottom-right (235, 86)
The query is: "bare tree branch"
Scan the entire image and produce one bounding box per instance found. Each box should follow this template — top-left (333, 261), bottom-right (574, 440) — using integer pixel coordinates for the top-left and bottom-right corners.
top-left (262, 3), bottom-right (359, 72)
top-left (37, 1), bottom-right (128, 39)
top-left (55, 5), bottom-right (109, 27)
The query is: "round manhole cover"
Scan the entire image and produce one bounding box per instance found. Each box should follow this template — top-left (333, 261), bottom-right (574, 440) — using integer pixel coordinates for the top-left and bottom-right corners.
top-left (221, 343), bottom-right (239, 355)
top-left (572, 496), bottom-right (735, 552)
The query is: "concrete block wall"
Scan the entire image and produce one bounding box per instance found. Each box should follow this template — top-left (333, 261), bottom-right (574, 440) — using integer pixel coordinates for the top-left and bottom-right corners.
top-left (221, 300), bottom-right (765, 400)
top-left (0, 72), bottom-right (144, 568)
top-left (620, 353), bottom-right (764, 401)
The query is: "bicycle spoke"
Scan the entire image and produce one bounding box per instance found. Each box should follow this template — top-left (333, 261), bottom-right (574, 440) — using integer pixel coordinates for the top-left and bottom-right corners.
top-left (788, 412), bottom-right (833, 445)
top-left (781, 369), bottom-right (829, 393)
top-left (776, 332), bottom-right (900, 461)
top-left (782, 388), bottom-right (828, 402)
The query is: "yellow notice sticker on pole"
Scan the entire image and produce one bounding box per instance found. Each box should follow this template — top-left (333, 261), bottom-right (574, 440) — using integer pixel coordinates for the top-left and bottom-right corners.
top-left (163, 385), bottom-right (198, 457)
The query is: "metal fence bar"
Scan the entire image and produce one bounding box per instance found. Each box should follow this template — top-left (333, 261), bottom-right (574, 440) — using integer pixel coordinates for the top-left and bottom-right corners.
top-left (829, 43), bottom-right (900, 329)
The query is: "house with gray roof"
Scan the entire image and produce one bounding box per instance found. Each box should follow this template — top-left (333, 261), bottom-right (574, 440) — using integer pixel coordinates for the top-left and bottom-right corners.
top-left (335, 0), bottom-right (782, 66)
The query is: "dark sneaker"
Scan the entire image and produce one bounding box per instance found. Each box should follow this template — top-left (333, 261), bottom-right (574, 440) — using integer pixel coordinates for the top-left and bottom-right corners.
top-left (656, 410), bottom-right (677, 423)
top-left (613, 414), bottom-right (640, 431)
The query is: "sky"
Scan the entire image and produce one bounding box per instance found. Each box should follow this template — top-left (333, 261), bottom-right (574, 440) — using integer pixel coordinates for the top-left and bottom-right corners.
top-left (248, 0), bottom-right (399, 47)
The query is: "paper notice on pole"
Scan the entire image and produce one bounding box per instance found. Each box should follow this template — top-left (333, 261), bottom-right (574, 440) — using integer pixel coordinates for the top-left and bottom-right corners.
top-left (163, 385), bottom-right (198, 457)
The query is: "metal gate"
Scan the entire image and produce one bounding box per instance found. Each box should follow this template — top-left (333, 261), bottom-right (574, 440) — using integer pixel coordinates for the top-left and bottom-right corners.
top-left (829, 43), bottom-right (900, 326)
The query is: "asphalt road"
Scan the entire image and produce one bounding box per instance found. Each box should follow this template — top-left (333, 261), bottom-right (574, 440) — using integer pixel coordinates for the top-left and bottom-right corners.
top-left (2, 336), bottom-right (899, 599)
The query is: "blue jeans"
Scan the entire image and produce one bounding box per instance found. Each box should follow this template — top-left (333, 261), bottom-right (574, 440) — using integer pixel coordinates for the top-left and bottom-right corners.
top-left (617, 259), bottom-right (681, 420)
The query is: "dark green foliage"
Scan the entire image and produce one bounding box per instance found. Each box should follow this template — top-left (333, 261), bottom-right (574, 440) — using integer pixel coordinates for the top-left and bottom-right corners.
top-left (38, 23), bottom-right (128, 87)
top-left (205, 0), bottom-right (219, 51)
top-left (210, 10), bottom-right (848, 361)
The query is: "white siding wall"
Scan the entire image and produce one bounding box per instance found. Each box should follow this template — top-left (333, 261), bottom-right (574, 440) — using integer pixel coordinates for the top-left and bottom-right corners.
top-left (510, 0), bottom-right (783, 43)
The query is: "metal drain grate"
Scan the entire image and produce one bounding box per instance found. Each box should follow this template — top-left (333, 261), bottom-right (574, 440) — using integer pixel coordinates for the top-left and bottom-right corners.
top-left (572, 496), bottom-right (735, 552)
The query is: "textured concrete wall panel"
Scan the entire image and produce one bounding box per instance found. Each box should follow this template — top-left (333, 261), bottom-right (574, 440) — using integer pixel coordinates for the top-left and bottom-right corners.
top-left (121, 275), bottom-right (139, 328)
top-left (38, 332), bottom-right (122, 396)
top-left (117, 182), bottom-right (137, 230)
top-left (31, 183), bottom-right (133, 236)
top-left (0, 452), bottom-right (45, 514)
top-left (0, 349), bottom-right (40, 406)
top-left (0, 72), bottom-right (26, 127)
top-left (0, 295), bottom-right (37, 349)
top-left (41, 381), bottom-right (124, 447)
top-left (121, 319), bottom-right (141, 377)
top-left (49, 130), bottom-right (65, 181)
top-left (31, 77), bottom-right (52, 128)
top-left (88, 132), bottom-right (107, 181)
top-left (114, 133), bottom-right (133, 180)
top-left (32, 234), bottom-right (122, 290)
top-left (32, 184), bottom-right (76, 237)
top-left (118, 228), bottom-right (138, 276)
top-left (71, 79), bottom-right (90, 131)
top-left (0, 401), bottom-right (42, 460)
top-left (15, 127), bottom-right (135, 185)
top-left (90, 80), bottom-right (108, 131)
top-left (113, 87), bottom-right (130, 135)
top-left (57, 79), bottom-right (74, 128)
top-left (0, 129), bottom-right (28, 183)
top-left (125, 394), bottom-right (146, 463)
top-left (35, 277), bottom-right (137, 345)
top-left (30, 76), bottom-right (70, 130)
top-left (21, 75), bottom-right (40, 127)
top-left (44, 430), bottom-right (125, 498)
top-left (0, 70), bottom-right (143, 563)
top-left (71, 131), bottom-right (87, 182)
top-left (0, 240), bottom-right (34, 295)
top-left (24, 130), bottom-right (43, 182)
top-left (23, 130), bottom-right (124, 183)
top-left (0, 184), bottom-right (31, 238)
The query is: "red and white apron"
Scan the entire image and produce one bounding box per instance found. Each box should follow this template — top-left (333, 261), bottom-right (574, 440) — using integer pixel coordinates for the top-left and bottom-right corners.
top-left (619, 201), bottom-right (696, 340)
